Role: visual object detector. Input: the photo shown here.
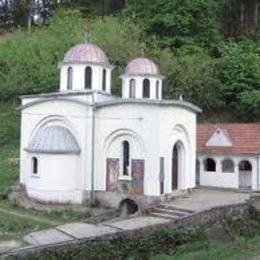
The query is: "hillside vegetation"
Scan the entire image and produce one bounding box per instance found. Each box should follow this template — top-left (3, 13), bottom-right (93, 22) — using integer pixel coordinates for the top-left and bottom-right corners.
top-left (0, 1), bottom-right (260, 146)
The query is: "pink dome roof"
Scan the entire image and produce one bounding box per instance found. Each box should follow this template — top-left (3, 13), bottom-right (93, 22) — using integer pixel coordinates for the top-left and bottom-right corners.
top-left (63, 43), bottom-right (109, 65)
top-left (125, 57), bottom-right (160, 75)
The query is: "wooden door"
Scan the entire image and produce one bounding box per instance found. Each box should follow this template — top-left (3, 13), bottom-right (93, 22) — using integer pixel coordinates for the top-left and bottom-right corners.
top-left (106, 158), bottom-right (119, 191)
top-left (131, 159), bottom-right (144, 195)
top-left (172, 146), bottom-right (178, 190)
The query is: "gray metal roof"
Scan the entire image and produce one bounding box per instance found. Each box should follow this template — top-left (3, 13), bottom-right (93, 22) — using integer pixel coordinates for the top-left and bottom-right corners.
top-left (25, 125), bottom-right (80, 154)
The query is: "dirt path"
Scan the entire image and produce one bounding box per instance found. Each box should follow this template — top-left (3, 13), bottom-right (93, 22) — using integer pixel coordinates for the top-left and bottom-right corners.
top-left (0, 207), bottom-right (60, 226)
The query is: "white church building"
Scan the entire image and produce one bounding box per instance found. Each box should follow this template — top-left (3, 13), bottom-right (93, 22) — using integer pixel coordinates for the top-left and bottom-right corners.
top-left (19, 42), bottom-right (201, 209)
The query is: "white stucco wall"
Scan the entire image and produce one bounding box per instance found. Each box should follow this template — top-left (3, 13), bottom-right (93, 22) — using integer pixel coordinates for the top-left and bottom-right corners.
top-left (60, 63), bottom-right (112, 94)
top-left (94, 103), bottom-right (196, 197)
top-left (26, 153), bottom-right (82, 203)
top-left (20, 93), bottom-right (198, 203)
top-left (121, 75), bottom-right (163, 99)
top-left (20, 99), bottom-right (92, 203)
top-left (197, 154), bottom-right (259, 190)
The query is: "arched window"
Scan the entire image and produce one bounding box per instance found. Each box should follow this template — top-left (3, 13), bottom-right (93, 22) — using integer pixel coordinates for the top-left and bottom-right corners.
top-left (239, 160), bottom-right (252, 171)
top-left (204, 158), bottom-right (216, 172)
top-left (32, 157), bottom-right (38, 175)
top-left (67, 67), bottom-right (73, 90)
top-left (129, 79), bottom-right (136, 98)
top-left (222, 159), bottom-right (235, 173)
top-left (143, 78), bottom-right (150, 98)
top-left (102, 69), bottom-right (106, 91)
top-left (156, 80), bottom-right (159, 99)
top-left (122, 141), bottom-right (130, 176)
top-left (85, 67), bottom-right (92, 89)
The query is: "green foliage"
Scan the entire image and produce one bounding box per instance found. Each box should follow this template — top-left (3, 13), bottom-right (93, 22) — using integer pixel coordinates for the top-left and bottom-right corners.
top-left (0, 146), bottom-right (19, 200)
top-left (125, 0), bottom-right (221, 49)
top-left (0, 9), bottom-right (85, 99)
top-left (216, 41), bottom-right (260, 120)
top-left (26, 226), bottom-right (208, 259)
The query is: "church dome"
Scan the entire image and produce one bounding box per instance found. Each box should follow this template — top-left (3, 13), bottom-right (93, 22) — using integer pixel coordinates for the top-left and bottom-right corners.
top-left (63, 42), bottom-right (109, 65)
top-left (125, 57), bottom-right (160, 75)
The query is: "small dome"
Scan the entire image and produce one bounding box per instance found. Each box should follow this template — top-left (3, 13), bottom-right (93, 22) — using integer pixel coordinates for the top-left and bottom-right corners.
top-left (26, 125), bottom-right (80, 154)
top-left (125, 57), bottom-right (160, 75)
top-left (63, 42), bottom-right (109, 65)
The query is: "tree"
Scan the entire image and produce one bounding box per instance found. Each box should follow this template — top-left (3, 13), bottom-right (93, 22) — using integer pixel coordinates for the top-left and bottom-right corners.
top-left (124, 0), bottom-right (221, 49)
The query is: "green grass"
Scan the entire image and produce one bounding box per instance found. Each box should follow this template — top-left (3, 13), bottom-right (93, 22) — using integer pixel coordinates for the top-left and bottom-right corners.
top-left (0, 145), bottom-right (19, 199)
top-left (151, 237), bottom-right (260, 260)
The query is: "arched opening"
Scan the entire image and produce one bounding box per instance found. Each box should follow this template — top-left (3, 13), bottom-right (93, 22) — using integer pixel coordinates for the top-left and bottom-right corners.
top-left (204, 158), bottom-right (216, 172)
top-left (172, 142), bottom-right (184, 191)
top-left (67, 67), bottom-right (73, 90)
top-left (85, 66), bottom-right (92, 89)
top-left (156, 80), bottom-right (159, 99)
top-left (122, 141), bottom-right (130, 176)
top-left (32, 157), bottom-right (38, 175)
top-left (143, 78), bottom-right (150, 98)
top-left (119, 198), bottom-right (139, 217)
top-left (222, 159), bottom-right (235, 173)
top-left (102, 69), bottom-right (106, 91)
top-left (196, 159), bottom-right (200, 185)
top-left (129, 79), bottom-right (136, 98)
top-left (239, 160), bottom-right (252, 189)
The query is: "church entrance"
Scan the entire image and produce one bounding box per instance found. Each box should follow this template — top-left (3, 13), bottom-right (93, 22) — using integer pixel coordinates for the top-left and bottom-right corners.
top-left (172, 142), bottom-right (184, 191)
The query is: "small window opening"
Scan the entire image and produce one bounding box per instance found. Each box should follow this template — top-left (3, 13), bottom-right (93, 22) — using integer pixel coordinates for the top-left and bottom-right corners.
top-left (204, 158), bottom-right (216, 172)
top-left (85, 66), bottom-right (92, 89)
top-left (143, 78), bottom-right (150, 98)
top-left (156, 80), bottom-right (159, 99)
top-left (122, 141), bottom-right (130, 176)
top-left (222, 159), bottom-right (235, 173)
top-left (129, 79), bottom-right (136, 98)
top-left (32, 157), bottom-right (38, 174)
top-left (67, 67), bottom-right (73, 90)
top-left (102, 69), bottom-right (106, 91)
top-left (239, 160), bottom-right (252, 171)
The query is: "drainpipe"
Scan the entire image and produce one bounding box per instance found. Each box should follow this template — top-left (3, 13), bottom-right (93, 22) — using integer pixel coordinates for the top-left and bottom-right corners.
top-left (90, 92), bottom-right (96, 206)
top-left (257, 154), bottom-right (260, 191)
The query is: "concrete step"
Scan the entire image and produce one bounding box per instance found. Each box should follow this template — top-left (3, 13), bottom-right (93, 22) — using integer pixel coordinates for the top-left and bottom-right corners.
top-left (149, 212), bottom-right (180, 220)
top-left (152, 207), bottom-right (188, 217)
top-left (158, 204), bottom-right (194, 214)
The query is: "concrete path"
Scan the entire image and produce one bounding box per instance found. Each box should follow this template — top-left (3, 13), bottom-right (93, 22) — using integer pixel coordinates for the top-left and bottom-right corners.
top-left (21, 189), bottom-right (250, 247)
top-left (166, 188), bottom-right (250, 212)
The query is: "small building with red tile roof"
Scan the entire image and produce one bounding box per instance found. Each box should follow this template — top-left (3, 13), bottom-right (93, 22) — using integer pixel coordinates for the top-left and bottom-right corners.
top-left (196, 123), bottom-right (260, 190)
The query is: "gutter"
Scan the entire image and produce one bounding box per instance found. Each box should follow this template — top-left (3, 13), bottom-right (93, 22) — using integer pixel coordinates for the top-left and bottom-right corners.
top-left (90, 92), bottom-right (96, 206)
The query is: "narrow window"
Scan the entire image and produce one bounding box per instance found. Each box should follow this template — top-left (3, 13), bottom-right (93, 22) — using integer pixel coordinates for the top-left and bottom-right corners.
top-left (143, 78), bottom-right (150, 98)
top-left (67, 67), bottom-right (73, 90)
top-left (222, 159), bottom-right (235, 173)
top-left (239, 160), bottom-right (252, 171)
top-left (32, 157), bottom-right (38, 174)
top-left (85, 66), bottom-right (92, 89)
top-left (156, 80), bottom-right (159, 99)
top-left (159, 157), bottom-right (165, 195)
top-left (204, 158), bottom-right (216, 172)
top-left (122, 141), bottom-right (130, 176)
top-left (102, 69), bottom-right (106, 91)
top-left (129, 79), bottom-right (136, 98)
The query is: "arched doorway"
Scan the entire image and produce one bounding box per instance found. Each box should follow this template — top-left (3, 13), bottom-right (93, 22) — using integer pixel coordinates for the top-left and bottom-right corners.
top-left (239, 160), bottom-right (252, 190)
top-left (172, 142), bottom-right (184, 191)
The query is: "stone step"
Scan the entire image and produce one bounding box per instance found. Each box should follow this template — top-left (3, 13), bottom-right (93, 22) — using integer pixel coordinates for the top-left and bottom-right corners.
top-left (158, 205), bottom-right (194, 214)
top-left (152, 207), bottom-right (188, 217)
top-left (149, 212), bottom-right (180, 220)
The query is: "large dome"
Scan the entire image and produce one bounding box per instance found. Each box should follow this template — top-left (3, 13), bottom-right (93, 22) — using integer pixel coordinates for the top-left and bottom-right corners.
top-left (63, 42), bottom-right (109, 65)
top-left (125, 57), bottom-right (160, 75)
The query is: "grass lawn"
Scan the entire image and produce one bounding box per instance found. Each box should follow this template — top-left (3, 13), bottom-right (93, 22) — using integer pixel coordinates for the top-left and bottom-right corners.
top-left (0, 144), bottom-right (95, 242)
top-left (151, 237), bottom-right (260, 260)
